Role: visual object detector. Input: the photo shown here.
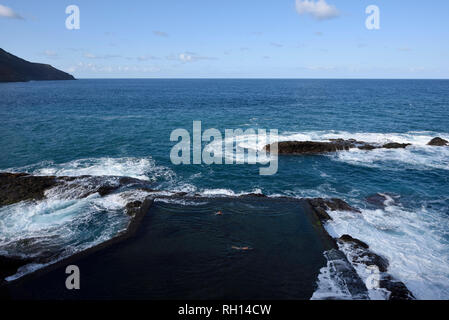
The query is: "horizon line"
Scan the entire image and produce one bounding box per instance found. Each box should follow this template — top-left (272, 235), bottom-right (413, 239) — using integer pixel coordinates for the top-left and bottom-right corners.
top-left (72, 77), bottom-right (449, 80)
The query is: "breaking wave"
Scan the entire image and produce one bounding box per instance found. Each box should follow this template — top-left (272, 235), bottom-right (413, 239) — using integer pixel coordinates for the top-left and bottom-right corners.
top-left (4, 157), bottom-right (173, 181)
top-left (323, 199), bottom-right (449, 300)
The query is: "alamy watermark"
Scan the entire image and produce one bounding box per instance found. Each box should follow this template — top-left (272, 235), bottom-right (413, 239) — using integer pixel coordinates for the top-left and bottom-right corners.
top-left (366, 5), bottom-right (380, 30)
top-left (65, 5), bottom-right (80, 30)
top-left (169, 121), bottom-right (279, 176)
top-left (65, 265), bottom-right (80, 290)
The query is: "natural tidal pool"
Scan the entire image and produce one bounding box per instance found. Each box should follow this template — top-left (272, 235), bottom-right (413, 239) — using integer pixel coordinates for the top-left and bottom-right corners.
top-left (4, 197), bottom-right (336, 300)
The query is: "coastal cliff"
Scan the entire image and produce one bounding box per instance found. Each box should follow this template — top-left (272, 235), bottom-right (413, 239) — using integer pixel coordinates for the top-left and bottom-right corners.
top-left (0, 48), bottom-right (75, 82)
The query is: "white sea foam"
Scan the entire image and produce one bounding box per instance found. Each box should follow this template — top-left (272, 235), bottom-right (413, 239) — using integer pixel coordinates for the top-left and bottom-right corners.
top-left (4, 157), bottom-right (170, 181)
top-left (204, 133), bottom-right (274, 164)
top-left (200, 188), bottom-right (263, 197)
top-left (0, 186), bottom-right (151, 280)
top-left (336, 241), bottom-right (391, 300)
top-left (154, 198), bottom-right (209, 206)
top-left (331, 145), bottom-right (449, 170)
top-left (311, 256), bottom-right (355, 300)
top-left (323, 201), bottom-right (449, 300)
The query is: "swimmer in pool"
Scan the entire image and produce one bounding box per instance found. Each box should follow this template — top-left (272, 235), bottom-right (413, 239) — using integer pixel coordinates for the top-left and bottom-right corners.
top-left (232, 246), bottom-right (252, 251)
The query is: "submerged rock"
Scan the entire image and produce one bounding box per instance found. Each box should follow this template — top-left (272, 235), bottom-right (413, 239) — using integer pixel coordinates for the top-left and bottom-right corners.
top-left (382, 143), bottom-right (411, 149)
top-left (427, 137), bottom-right (448, 146)
top-left (365, 193), bottom-right (388, 208)
top-left (364, 193), bottom-right (400, 209)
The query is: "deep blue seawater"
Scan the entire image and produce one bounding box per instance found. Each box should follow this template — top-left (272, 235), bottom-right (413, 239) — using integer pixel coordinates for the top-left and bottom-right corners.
top-left (1, 79), bottom-right (448, 299)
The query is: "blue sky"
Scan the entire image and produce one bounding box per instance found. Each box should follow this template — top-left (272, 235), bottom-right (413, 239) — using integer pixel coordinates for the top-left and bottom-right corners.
top-left (1, 0), bottom-right (448, 78)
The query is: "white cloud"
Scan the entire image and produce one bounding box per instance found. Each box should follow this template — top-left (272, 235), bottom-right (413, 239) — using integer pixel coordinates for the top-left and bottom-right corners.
top-left (0, 4), bottom-right (23, 19)
top-left (68, 61), bottom-right (161, 74)
top-left (84, 53), bottom-right (121, 59)
top-left (295, 0), bottom-right (339, 20)
top-left (43, 50), bottom-right (58, 58)
top-left (179, 53), bottom-right (193, 62)
top-left (270, 42), bottom-right (283, 48)
top-left (137, 55), bottom-right (158, 61)
top-left (173, 52), bottom-right (217, 63)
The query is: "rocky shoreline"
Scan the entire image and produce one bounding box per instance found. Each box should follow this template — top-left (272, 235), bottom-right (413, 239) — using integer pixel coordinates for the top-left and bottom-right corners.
top-left (0, 172), bottom-right (414, 300)
top-left (265, 137), bottom-right (448, 155)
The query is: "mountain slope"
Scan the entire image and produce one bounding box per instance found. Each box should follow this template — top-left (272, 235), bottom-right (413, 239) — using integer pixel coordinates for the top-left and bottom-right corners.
top-left (0, 48), bottom-right (75, 82)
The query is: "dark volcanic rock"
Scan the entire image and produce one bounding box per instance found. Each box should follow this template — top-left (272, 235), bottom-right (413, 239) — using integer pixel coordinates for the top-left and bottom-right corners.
top-left (427, 137), bottom-right (448, 146)
top-left (323, 198), bottom-right (361, 213)
top-left (324, 249), bottom-right (369, 299)
top-left (339, 234), bottom-right (369, 249)
top-left (379, 275), bottom-right (415, 300)
top-left (337, 235), bottom-right (389, 273)
top-left (125, 200), bottom-right (143, 216)
top-left (365, 193), bottom-right (388, 208)
top-left (97, 185), bottom-right (119, 197)
top-left (2, 236), bottom-right (65, 264)
top-left (382, 143), bottom-right (411, 149)
top-left (239, 193), bottom-right (267, 198)
top-left (358, 144), bottom-right (378, 150)
top-left (264, 139), bottom-right (420, 155)
top-left (0, 173), bottom-right (58, 206)
top-left (336, 235), bottom-right (414, 299)
top-left (307, 198), bottom-right (360, 223)
top-left (0, 48), bottom-right (75, 82)
top-left (365, 193), bottom-right (398, 208)
top-left (118, 176), bottom-right (146, 185)
top-left (0, 172), bottom-right (154, 206)
top-left (265, 140), bottom-right (354, 155)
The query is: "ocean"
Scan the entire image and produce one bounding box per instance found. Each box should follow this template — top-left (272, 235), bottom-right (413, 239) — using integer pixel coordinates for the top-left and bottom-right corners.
top-left (1, 79), bottom-right (448, 299)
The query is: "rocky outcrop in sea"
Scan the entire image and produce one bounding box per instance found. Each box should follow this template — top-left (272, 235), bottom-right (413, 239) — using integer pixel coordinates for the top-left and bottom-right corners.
top-left (265, 137), bottom-right (446, 155)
